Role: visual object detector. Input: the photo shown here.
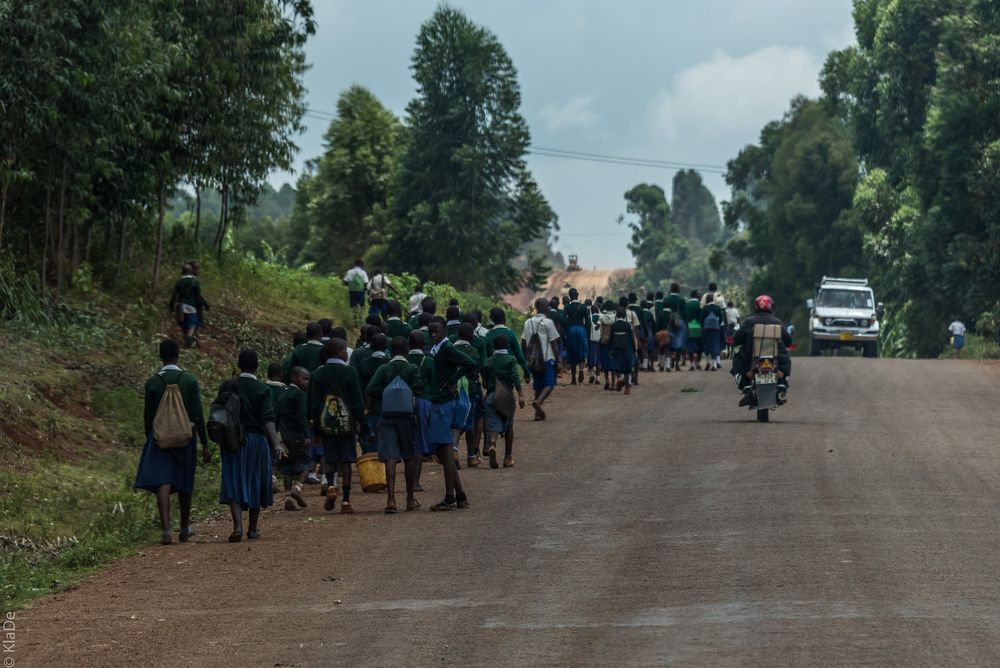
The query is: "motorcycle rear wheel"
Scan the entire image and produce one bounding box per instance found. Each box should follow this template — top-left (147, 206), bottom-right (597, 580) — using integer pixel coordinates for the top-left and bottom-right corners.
top-left (756, 409), bottom-right (770, 423)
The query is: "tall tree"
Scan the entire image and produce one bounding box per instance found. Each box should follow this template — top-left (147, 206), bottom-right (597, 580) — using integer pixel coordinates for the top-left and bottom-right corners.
top-left (381, 5), bottom-right (556, 293)
top-left (296, 85), bottom-right (401, 273)
top-left (617, 183), bottom-right (687, 289)
top-left (671, 169), bottom-right (722, 245)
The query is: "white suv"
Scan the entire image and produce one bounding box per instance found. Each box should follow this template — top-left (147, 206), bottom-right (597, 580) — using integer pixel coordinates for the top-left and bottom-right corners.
top-left (807, 277), bottom-right (882, 357)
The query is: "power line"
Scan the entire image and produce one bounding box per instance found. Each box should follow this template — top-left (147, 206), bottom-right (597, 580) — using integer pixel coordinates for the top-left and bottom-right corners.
top-left (302, 108), bottom-right (728, 174)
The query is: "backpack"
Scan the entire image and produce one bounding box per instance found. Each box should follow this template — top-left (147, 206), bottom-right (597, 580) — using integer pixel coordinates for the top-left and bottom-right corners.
top-left (348, 270), bottom-right (365, 292)
top-left (525, 319), bottom-right (547, 375)
top-left (612, 325), bottom-right (631, 351)
top-left (207, 385), bottom-right (243, 451)
top-left (669, 310), bottom-right (684, 330)
top-left (704, 311), bottom-right (721, 331)
top-left (153, 374), bottom-right (192, 450)
top-left (320, 385), bottom-right (353, 436)
top-left (382, 373), bottom-right (414, 418)
top-left (687, 319), bottom-right (702, 339)
top-left (369, 274), bottom-right (386, 300)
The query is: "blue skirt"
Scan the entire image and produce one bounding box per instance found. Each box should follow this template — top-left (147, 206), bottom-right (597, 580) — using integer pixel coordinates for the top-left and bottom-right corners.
top-left (600, 342), bottom-right (617, 371)
top-left (611, 347), bottom-right (634, 373)
top-left (219, 432), bottom-right (274, 509)
top-left (588, 340), bottom-right (602, 367)
top-left (566, 325), bottom-right (590, 364)
top-left (670, 323), bottom-right (687, 351)
top-left (134, 432), bottom-right (197, 495)
top-left (703, 330), bottom-right (722, 356)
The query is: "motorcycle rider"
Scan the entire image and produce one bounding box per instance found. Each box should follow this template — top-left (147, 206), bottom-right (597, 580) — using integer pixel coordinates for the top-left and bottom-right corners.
top-left (731, 295), bottom-right (792, 407)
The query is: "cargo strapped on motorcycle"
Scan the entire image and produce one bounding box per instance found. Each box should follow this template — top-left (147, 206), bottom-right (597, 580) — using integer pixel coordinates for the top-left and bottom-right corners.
top-left (752, 324), bottom-right (781, 357)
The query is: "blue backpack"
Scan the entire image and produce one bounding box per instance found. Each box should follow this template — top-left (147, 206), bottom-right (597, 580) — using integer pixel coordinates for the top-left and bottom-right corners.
top-left (382, 373), bottom-right (414, 418)
top-left (704, 311), bottom-right (721, 331)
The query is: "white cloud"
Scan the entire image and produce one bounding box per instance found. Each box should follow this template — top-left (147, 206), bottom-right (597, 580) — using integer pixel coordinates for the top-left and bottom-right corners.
top-left (823, 21), bottom-right (857, 50)
top-left (649, 46), bottom-right (822, 144)
top-left (538, 95), bottom-right (599, 131)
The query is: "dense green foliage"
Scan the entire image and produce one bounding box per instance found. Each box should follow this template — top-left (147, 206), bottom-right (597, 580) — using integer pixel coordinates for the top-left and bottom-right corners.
top-left (0, 0), bottom-right (314, 290)
top-left (617, 171), bottom-right (746, 296)
top-left (727, 0), bottom-right (1000, 356)
top-left (725, 98), bottom-right (862, 328)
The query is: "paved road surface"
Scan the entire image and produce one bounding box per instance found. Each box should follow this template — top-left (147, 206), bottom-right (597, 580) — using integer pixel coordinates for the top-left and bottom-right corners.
top-left (17, 358), bottom-right (1000, 666)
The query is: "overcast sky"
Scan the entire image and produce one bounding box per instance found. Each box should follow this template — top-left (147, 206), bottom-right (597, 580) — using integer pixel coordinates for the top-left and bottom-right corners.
top-left (273, 0), bottom-right (856, 269)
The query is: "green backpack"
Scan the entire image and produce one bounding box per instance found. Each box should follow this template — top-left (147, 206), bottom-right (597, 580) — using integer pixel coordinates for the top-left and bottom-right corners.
top-left (348, 271), bottom-right (365, 292)
top-left (687, 319), bottom-right (702, 339)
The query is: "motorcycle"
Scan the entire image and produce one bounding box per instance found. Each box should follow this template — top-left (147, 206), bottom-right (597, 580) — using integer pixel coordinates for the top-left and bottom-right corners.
top-left (747, 354), bottom-right (787, 422)
top-left (743, 323), bottom-right (789, 422)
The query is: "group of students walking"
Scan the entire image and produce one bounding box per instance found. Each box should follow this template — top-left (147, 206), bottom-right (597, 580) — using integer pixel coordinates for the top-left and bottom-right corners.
top-left (138, 266), bottom-right (738, 544)
top-left (538, 282), bottom-right (741, 395)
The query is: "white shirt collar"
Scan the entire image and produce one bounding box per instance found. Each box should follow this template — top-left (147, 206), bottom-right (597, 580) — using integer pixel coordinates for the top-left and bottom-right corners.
top-left (387, 316), bottom-right (401, 321)
top-left (159, 364), bottom-right (181, 373)
top-left (493, 349), bottom-right (510, 355)
top-left (307, 339), bottom-right (323, 346)
top-left (180, 275), bottom-right (194, 279)
top-left (446, 320), bottom-right (461, 326)
top-left (372, 351), bottom-right (387, 359)
top-left (391, 355), bottom-right (408, 363)
top-left (430, 339), bottom-right (448, 356)
top-left (492, 323), bottom-right (507, 330)
top-left (408, 349), bottom-right (424, 356)
top-left (327, 358), bottom-right (348, 366)
top-left (266, 380), bottom-right (286, 388)
top-left (239, 372), bottom-right (257, 379)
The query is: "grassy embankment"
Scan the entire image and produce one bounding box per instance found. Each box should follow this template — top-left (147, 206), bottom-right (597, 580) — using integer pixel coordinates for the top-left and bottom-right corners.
top-left (0, 256), bottom-right (519, 610)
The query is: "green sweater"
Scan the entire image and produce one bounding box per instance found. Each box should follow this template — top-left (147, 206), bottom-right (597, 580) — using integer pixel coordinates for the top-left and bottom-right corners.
top-left (357, 351), bottom-right (389, 402)
top-left (169, 276), bottom-right (208, 311)
top-left (482, 351), bottom-right (523, 394)
top-left (564, 301), bottom-right (590, 328)
top-left (365, 358), bottom-right (425, 417)
top-left (348, 344), bottom-right (372, 375)
top-left (429, 340), bottom-right (477, 404)
top-left (453, 339), bottom-right (485, 391)
top-left (216, 375), bottom-right (275, 436)
top-left (288, 341), bottom-right (324, 373)
top-left (276, 384), bottom-right (308, 437)
top-left (684, 298), bottom-right (702, 324)
top-left (143, 368), bottom-right (208, 445)
top-left (484, 325), bottom-right (529, 376)
top-left (666, 293), bottom-right (685, 321)
top-left (406, 351), bottom-right (434, 399)
top-left (266, 381), bottom-right (287, 408)
top-left (307, 361), bottom-right (365, 430)
top-left (385, 318), bottom-right (412, 340)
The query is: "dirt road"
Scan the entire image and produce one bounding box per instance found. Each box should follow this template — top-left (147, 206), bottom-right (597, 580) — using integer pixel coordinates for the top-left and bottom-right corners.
top-left (16, 358), bottom-right (1000, 666)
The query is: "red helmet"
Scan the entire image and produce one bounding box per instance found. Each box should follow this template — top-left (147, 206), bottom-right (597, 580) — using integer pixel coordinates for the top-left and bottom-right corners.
top-left (754, 295), bottom-right (774, 313)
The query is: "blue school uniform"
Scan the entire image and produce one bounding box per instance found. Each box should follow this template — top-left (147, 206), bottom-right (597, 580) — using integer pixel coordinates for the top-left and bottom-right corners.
top-left (219, 432), bottom-right (274, 509)
top-left (135, 432), bottom-right (198, 495)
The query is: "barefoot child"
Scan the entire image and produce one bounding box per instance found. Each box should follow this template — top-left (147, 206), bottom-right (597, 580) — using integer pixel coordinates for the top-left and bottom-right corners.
top-left (482, 333), bottom-right (525, 469)
top-left (366, 336), bottom-right (424, 513)
top-left (277, 367), bottom-right (311, 511)
top-left (135, 339), bottom-right (210, 545)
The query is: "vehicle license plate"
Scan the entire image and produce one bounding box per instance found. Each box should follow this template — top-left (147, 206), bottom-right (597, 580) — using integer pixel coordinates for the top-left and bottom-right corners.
top-left (757, 372), bottom-right (777, 384)
top-left (839, 332), bottom-right (854, 341)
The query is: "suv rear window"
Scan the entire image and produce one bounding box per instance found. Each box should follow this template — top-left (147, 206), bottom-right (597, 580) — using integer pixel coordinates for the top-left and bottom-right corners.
top-left (817, 288), bottom-right (873, 309)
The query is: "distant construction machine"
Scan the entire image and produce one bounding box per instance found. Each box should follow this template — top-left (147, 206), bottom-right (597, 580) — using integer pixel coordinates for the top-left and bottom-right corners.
top-left (566, 254), bottom-right (581, 271)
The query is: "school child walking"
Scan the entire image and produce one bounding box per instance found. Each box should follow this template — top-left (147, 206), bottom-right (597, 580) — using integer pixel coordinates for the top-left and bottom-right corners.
top-left (169, 264), bottom-right (210, 348)
top-left (701, 294), bottom-right (724, 371)
top-left (587, 302), bottom-right (603, 384)
top-left (385, 301), bottom-right (413, 339)
top-left (948, 318), bottom-right (966, 358)
top-left (366, 336), bottom-right (424, 513)
top-left (367, 269), bottom-right (395, 319)
top-left (343, 259), bottom-right (369, 326)
top-left (482, 333), bottom-right (526, 468)
top-left (454, 322), bottom-right (487, 467)
top-left (135, 340), bottom-right (211, 545)
top-left (611, 308), bottom-right (637, 394)
top-left (684, 291), bottom-right (703, 371)
top-left (598, 302), bottom-right (617, 389)
top-left (265, 363), bottom-right (288, 493)
top-left (215, 349), bottom-right (285, 542)
top-left (562, 288), bottom-right (590, 385)
top-left (484, 307), bottom-right (529, 378)
top-left (287, 322), bottom-right (325, 374)
top-left (407, 330), bottom-right (435, 495)
top-left (308, 339), bottom-right (368, 514)
top-left (358, 333), bottom-right (390, 446)
top-left (522, 298), bottom-right (562, 420)
top-left (665, 284), bottom-right (687, 371)
top-left (427, 317), bottom-right (477, 511)
top-left (276, 367), bottom-right (311, 511)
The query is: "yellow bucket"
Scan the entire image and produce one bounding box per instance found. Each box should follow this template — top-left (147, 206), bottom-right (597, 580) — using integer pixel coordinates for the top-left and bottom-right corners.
top-left (356, 452), bottom-right (386, 493)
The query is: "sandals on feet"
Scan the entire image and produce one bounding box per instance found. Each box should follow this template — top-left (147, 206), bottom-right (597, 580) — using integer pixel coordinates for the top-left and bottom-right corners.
top-left (488, 445), bottom-right (498, 469)
top-left (228, 531), bottom-right (243, 543)
top-left (406, 498), bottom-right (422, 511)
